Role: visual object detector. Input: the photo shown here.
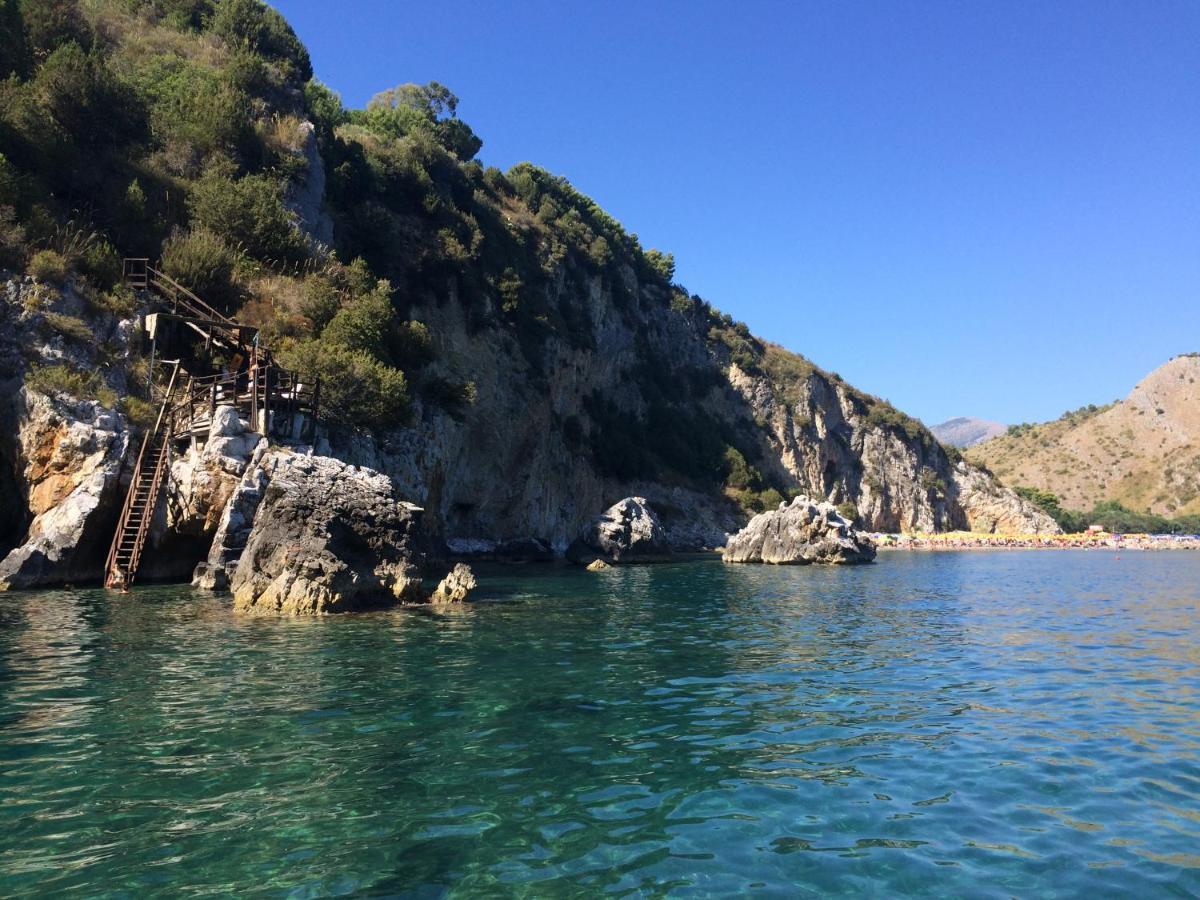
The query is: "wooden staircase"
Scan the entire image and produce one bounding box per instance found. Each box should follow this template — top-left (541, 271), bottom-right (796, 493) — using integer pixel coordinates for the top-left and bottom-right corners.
top-left (102, 260), bottom-right (321, 590)
top-left (103, 362), bottom-right (181, 591)
top-left (123, 258), bottom-right (266, 361)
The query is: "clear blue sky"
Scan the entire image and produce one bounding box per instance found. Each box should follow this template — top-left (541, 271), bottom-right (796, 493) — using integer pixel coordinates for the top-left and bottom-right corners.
top-left (273, 0), bottom-right (1200, 426)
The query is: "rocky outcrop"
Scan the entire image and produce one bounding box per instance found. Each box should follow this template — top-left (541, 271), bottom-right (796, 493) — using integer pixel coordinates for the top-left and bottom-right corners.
top-left (230, 451), bottom-right (426, 615)
top-left (0, 390), bottom-right (128, 589)
top-left (284, 120), bottom-right (335, 247)
top-left (191, 441), bottom-right (271, 590)
top-left (431, 563), bottom-right (476, 603)
top-left (167, 407), bottom-right (261, 537)
top-left (726, 363), bottom-right (1059, 534)
top-left (566, 497), bottom-right (672, 565)
top-left (724, 496), bottom-right (876, 565)
top-left (949, 463), bottom-right (1060, 534)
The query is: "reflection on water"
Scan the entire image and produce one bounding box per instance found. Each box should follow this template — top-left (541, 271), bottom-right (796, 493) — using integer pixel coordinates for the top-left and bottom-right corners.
top-left (2, 551), bottom-right (1199, 896)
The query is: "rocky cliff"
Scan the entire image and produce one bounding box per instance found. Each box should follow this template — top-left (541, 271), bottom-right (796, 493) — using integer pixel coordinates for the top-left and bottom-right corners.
top-left (0, 1), bottom-right (1060, 595)
top-left (315, 262), bottom-right (1057, 548)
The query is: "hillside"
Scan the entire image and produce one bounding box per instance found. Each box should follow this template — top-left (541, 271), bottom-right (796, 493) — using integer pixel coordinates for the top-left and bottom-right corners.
top-left (968, 355), bottom-right (1200, 518)
top-left (931, 417), bottom-right (1006, 448)
top-left (0, 0), bottom-right (1056, 570)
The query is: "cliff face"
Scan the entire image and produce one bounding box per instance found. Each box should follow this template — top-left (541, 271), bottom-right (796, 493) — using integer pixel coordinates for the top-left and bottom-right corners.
top-left (0, 0), bottom-right (1060, 592)
top-left (317, 263), bottom-right (1057, 546)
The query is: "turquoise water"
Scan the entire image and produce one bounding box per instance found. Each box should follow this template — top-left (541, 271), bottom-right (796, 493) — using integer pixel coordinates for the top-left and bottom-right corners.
top-left (2, 552), bottom-right (1199, 897)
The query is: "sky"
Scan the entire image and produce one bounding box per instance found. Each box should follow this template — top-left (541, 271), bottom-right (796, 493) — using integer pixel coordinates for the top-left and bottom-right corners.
top-left (273, 0), bottom-right (1200, 426)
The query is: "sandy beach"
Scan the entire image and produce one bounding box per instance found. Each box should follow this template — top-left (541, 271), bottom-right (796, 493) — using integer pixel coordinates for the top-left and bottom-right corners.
top-left (871, 531), bottom-right (1200, 551)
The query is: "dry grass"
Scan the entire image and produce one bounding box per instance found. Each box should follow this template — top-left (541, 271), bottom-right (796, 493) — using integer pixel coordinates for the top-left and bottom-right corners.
top-left (968, 356), bottom-right (1200, 516)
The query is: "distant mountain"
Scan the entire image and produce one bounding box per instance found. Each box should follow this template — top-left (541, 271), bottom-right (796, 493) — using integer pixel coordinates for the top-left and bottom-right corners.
top-left (967, 355), bottom-right (1200, 517)
top-left (931, 417), bottom-right (1007, 448)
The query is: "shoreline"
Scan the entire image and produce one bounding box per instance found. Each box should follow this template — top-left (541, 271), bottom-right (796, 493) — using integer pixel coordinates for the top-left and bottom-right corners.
top-left (869, 531), bottom-right (1200, 551)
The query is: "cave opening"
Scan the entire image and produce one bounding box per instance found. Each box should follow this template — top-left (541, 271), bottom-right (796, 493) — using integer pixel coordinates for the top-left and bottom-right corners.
top-left (0, 425), bottom-right (30, 560)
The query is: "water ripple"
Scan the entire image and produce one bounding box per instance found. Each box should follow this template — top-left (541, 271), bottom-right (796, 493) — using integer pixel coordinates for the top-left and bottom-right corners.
top-left (1, 552), bottom-right (1199, 896)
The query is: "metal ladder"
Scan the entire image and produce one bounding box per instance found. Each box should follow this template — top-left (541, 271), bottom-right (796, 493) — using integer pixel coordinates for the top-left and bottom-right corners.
top-left (103, 362), bottom-right (181, 591)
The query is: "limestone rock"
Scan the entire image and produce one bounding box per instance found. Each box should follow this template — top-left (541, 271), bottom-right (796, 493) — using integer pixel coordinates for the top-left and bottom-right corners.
top-left (585, 559), bottom-right (612, 572)
top-left (195, 442), bottom-right (271, 590)
top-left (230, 451), bottom-right (425, 614)
top-left (0, 390), bottom-right (128, 589)
top-left (723, 496), bottom-right (876, 565)
top-left (191, 561), bottom-right (229, 591)
top-left (431, 563), bottom-right (477, 603)
top-left (566, 497), bottom-right (672, 565)
top-left (949, 463), bottom-right (1061, 534)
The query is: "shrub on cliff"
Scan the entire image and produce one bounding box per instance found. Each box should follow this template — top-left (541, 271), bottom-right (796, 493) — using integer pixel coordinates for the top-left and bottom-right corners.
top-left (159, 228), bottom-right (240, 310)
top-left (209, 0), bottom-right (312, 82)
top-left (277, 339), bottom-right (410, 429)
top-left (187, 163), bottom-right (307, 263)
top-left (28, 248), bottom-right (68, 282)
top-left (25, 363), bottom-right (116, 407)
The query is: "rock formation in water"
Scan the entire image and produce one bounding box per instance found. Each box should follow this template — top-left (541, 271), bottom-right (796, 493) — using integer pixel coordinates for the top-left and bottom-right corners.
top-left (230, 452), bottom-right (427, 615)
top-left (566, 497), bottom-right (673, 565)
top-left (724, 496), bottom-right (876, 565)
top-left (431, 563), bottom-right (477, 603)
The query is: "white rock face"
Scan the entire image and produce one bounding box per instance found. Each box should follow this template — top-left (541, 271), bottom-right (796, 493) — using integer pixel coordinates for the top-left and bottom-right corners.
top-left (723, 496), bottom-right (876, 565)
top-left (168, 407), bottom-right (263, 545)
top-left (0, 390), bottom-right (129, 589)
top-left (948, 462), bottom-right (1060, 534)
top-left (566, 497), bottom-right (672, 564)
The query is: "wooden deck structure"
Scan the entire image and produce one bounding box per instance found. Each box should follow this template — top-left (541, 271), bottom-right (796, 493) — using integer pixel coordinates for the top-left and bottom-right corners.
top-left (104, 261), bottom-right (320, 591)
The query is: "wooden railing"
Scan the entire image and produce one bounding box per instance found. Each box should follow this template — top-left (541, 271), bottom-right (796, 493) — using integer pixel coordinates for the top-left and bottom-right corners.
top-left (124, 258), bottom-right (266, 358)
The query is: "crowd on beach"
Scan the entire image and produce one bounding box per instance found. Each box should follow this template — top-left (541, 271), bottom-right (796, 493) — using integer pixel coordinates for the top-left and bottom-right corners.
top-left (871, 531), bottom-right (1200, 551)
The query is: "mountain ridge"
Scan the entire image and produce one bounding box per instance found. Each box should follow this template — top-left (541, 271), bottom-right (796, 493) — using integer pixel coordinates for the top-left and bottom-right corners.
top-left (930, 417), bottom-right (1006, 448)
top-left (968, 354), bottom-right (1200, 517)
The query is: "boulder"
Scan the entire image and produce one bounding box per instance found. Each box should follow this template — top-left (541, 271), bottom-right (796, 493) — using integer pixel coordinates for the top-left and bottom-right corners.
top-left (230, 451), bottom-right (426, 614)
top-left (431, 563), bottom-right (477, 603)
top-left (191, 561), bottom-right (229, 591)
top-left (566, 497), bottom-right (672, 565)
top-left (585, 559), bottom-right (612, 572)
top-left (723, 496), bottom-right (876, 565)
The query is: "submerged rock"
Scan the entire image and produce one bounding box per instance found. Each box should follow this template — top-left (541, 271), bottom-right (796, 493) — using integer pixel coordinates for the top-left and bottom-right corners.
top-left (431, 563), bottom-right (477, 603)
top-left (230, 452), bottom-right (426, 614)
top-left (723, 496), bottom-right (876, 565)
top-left (566, 497), bottom-right (672, 565)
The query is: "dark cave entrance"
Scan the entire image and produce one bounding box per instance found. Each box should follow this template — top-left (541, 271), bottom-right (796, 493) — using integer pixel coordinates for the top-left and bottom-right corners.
top-left (0, 409), bottom-right (30, 560)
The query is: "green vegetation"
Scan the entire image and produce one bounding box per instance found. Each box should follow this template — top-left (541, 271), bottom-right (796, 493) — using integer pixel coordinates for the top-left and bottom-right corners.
top-left (1008, 403), bottom-right (1112, 437)
top-left (1015, 487), bottom-right (1200, 534)
top-left (25, 363), bottom-right (117, 407)
top-left (28, 248), bottom-right (67, 282)
top-left (722, 446), bottom-right (787, 513)
top-left (865, 400), bottom-right (932, 447)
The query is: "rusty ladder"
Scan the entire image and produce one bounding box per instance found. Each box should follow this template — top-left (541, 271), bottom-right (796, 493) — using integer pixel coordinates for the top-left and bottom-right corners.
top-left (103, 361), bottom-right (181, 591)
